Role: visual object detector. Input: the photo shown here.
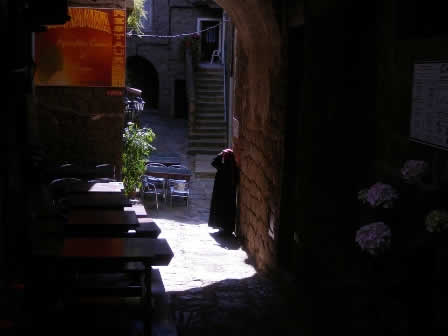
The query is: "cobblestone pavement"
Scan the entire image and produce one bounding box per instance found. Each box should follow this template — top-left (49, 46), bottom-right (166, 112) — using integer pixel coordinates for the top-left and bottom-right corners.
top-left (138, 111), bottom-right (301, 336)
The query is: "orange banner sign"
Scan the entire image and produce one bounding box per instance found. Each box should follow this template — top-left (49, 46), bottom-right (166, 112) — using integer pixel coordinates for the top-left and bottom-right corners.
top-left (34, 7), bottom-right (126, 87)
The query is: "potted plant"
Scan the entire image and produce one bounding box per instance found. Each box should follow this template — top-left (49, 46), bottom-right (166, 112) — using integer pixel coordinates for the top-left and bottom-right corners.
top-left (122, 122), bottom-right (156, 197)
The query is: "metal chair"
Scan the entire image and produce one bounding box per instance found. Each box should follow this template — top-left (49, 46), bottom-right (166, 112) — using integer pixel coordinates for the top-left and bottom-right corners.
top-left (48, 177), bottom-right (82, 214)
top-left (87, 178), bottom-right (117, 183)
top-left (167, 179), bottom-right (190, 207)
top-left (170, 164), bottom-right (188, 169)
top-left (95, 163), bottom-right (116, 180)
top-left (140, 175), bottom-right (166, 210)
top-left (148, 162), bottom-right (167, 167)
top-left (210, 49), bottom-right (221, 64)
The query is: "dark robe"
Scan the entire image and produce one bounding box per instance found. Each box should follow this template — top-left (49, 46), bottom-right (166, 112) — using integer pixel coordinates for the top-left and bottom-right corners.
top-left (208, 149), bottom-right (238, 234)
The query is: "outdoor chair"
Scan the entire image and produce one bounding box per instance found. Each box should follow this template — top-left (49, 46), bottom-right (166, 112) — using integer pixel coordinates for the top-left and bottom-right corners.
top-left (167, 179), bottom-right (190, 207)
top-left (148, 163), bottom-right (167, 167)
top-left (210, 49), bottom-right (221, 64)
top-left (95, 163), bottom-right (116, 180)
top-left (48, 177), bottom-right (82, 215)
top-left (140, 175), bottom-right (166, 210)
top-left (88, 178), bottom-right (117, 183)
top-left (170, 164), bottom-right (188, 169)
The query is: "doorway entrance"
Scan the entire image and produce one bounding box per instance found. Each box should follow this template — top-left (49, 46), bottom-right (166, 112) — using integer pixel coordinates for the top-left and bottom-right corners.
top-left (197, 19), bottom-right (221, 63)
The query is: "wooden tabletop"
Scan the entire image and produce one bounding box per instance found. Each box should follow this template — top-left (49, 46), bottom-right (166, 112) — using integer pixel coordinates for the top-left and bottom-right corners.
top-left (65, 209), bottom-right (139, 234)
top-left (67, 209), bottom-right (138, 225)
top-left (145, 165), bottom-right (192, 181)
top-left (68, 182), bottom-right (124, 193)
top-left (62, 238), bottom-right (174, 266)
top-left (64, 192), bottom-right (131, 209)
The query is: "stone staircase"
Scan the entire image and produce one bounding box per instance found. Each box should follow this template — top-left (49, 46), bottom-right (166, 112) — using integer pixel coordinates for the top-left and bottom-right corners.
top-left (188, 65), bottom-right (227, 155)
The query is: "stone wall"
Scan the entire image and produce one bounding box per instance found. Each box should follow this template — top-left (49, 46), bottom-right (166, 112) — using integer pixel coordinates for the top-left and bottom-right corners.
top-left (221, 0), bottom-right (448, 278)
top-left (127, 0), bottom-right (222, 116)
top-left (216, 0), bottom-right (286, 273)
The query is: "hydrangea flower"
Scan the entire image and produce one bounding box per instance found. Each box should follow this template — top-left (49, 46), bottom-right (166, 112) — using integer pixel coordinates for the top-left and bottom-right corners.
top-left (401, 160), bottom-right (428, 182)
top-left (355, 222), bottom-right (392, 256)
top-left (425, 209), bottom-right (448, 233)
top-left (358, 182), bottom-right (399, 208)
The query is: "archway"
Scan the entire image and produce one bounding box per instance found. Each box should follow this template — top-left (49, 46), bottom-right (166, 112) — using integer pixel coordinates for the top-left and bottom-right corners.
top-left (126, 55), bottom-right (159, 109)
top-left (213, 0), bottom-right (287, 272)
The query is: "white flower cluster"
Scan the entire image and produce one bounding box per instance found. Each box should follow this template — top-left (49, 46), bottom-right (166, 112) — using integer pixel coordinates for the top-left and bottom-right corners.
top-left (358, 182), bottom-right (399, 208)
top-left (355, 222), bottom-right (392, 256)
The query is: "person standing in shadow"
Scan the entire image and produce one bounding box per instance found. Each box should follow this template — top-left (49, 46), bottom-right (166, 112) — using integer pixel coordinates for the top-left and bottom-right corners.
top-left (208, 149), bottom-right (238, 236)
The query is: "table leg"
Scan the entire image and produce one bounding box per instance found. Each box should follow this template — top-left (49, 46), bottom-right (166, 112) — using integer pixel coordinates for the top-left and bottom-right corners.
top-left (143, 265), bottom-right (152, 336)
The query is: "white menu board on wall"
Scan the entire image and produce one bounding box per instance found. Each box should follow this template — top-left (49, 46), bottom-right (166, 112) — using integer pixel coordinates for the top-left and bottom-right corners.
top-left (410, 61), bottom-right (448, 150)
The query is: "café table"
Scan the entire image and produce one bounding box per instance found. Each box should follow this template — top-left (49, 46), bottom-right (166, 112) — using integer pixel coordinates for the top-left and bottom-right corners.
top-left (65, 209), bottom-right (139, 234)
top-left (63, 192), bottom-right (132, 209)
top-left (32, 237), bottom-right (174, 336)
top-left (145, 165), bottom-right (192, 181)
top-left (147, 154), bottom-right (181, 166)
top-left (67, 182), bottom-right (124, 193)
top-left (64, 209), bottom-right (161, 238)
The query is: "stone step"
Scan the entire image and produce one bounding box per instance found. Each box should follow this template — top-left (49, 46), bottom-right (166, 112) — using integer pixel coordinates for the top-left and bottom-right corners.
top-left (195, 73), bottom-right (223, 79)
top-left (195, 116), bottom-right (224, 122)
top-left (196, 113), bottom-right (225, 120)
top-left (195, 120), bottom-right (226, 127)
top-left (195, 76), bottom-right (223, 82)
top-left (196, 66), bottom-right (224, 73)
top-left (191, 125), bottom-right (226, 132)
top-left (196, 101), bottom-right (225, 108)
top-left (196, 96), bottom-right (224, 103)
top-left (196, 83), bottom-right (223, 90)
top-left (189, 139), bottom-right (227, 148)
top-left (189, 133), bottom-right (226, 140)
top-left (196, 89), bottom-right (224, 95)
top-left (188, 146), bottom-right (225, 155)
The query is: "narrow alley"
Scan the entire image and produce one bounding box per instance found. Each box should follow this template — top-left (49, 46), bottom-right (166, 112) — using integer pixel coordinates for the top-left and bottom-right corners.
top-left (137, 110), bottom-right (301, 336)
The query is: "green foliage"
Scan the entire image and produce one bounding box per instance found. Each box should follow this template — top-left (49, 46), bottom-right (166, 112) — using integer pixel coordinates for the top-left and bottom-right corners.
top-left (127, 0), bottom-right (147, 35)
top-left (122, 122), bottom-right (156, 196)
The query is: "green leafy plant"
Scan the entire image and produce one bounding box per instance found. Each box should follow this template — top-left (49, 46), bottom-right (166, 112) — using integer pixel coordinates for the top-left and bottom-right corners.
top-left (127, 0), bottom-right (147, 35)
top-left (122, 122), bottom-right (156, 196)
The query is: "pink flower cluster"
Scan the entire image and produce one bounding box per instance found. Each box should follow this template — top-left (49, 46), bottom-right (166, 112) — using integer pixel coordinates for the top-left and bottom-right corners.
top-left (355, 222), bottom-right (392, 256)
top-left (358, 182), bottom-right (399, 208)
top-left (401, 160), bottom-right (428, 181)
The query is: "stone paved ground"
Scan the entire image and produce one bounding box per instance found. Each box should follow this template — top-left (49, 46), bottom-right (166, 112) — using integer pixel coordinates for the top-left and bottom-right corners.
top-left (138, 111), bottom-right (302, 336)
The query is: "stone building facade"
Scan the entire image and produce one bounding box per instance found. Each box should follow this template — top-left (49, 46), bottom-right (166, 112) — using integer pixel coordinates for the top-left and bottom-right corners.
top-left (126, 0), bottom-right (223, 117)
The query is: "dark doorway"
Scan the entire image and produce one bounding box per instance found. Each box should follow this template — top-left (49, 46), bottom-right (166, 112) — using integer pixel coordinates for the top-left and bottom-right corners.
top-left (200, 20), bottom-right (220, 62)
top-left (174, 80), bottom-right (188, 119)
top-left (126, 56), bottom-right (159, 109)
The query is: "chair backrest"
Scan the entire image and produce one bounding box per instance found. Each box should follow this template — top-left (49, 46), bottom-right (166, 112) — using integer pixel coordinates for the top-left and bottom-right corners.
top-left (148, 162), bottom-right (167, 167)
top-left (170, 165), bottom-right (188, 169)
top-left (142, 175), bottom-right (165, 188)
top-left (48, 177), bottom-right (82, 198)
top-left (88, 178), bottom-right (117, 183)
top-left (169, 179), bottom-right (189, 192)
top-left (95, 163), bottom-right (115, 179)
